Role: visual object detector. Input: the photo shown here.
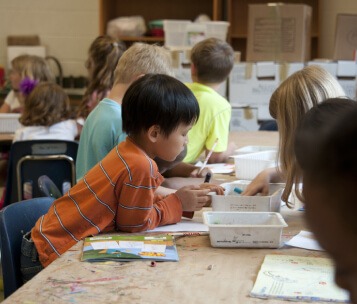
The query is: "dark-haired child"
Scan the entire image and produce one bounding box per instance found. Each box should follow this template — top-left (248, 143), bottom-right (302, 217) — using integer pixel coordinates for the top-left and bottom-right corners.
top-left (20, 74), bottom-right (224, 282)
top-left (295, 97), bottom-right (357, 304)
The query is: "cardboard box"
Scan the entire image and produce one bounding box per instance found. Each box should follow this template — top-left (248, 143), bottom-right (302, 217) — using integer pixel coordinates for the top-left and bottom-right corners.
top-left (173, 66), bottom-right (227, 97)
top-left (247, 3), bottom-right (312, 62)
top-left (333, 14), bottom-right (357, 61)
top-left (228, 62), bottom-right (304, 119)
top-left (230, 106), bottom-right (259, 131)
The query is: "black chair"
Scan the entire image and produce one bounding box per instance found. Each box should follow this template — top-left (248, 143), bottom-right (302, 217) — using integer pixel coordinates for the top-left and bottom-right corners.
top-left (3, 140), bottom-right (78, 207)
top-left (259, 120), bottom-right (278, 131)
top-left (0, 197), bottom-right (54, 298)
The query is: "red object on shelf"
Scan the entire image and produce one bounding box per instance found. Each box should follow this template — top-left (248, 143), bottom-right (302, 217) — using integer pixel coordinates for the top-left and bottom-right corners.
top-left (150, 28), bottom-right (164, 37)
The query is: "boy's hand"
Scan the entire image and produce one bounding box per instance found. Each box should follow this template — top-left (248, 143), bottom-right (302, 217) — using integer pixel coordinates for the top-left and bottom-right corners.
top-left (198, 183), bottom-right (225, 207)
top-left (190, 167), bottom-right (212, 178)
top-left (175, 185), bottom-right (211, 211)
top-left (198, 183), bottom-right (225, 195)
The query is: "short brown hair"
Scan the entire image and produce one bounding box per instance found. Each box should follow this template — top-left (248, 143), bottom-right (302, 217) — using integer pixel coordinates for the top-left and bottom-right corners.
top-left (20, 82), bottom-right (71, 126)
top-left (191, 38), bottom-right (234, 83)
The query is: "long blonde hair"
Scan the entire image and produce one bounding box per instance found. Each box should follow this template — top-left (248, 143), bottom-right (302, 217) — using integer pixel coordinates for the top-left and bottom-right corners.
top-left (12, 54), bottom-right (54, 82)
top-left (269, 65), bottom-right (346, 207)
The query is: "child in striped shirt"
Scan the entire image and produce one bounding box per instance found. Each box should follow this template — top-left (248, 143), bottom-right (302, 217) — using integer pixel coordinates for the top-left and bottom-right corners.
top-left (20, 73), bottom-right (224, 282)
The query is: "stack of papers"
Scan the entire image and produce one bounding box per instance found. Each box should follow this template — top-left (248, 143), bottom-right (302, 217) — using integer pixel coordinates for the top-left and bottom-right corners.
top-left (250, 255), bottom-right (349, 302)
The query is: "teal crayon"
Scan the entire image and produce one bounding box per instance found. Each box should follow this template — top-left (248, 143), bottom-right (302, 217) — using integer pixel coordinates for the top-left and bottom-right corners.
top-left (233, 187), bottom-right (243, 194)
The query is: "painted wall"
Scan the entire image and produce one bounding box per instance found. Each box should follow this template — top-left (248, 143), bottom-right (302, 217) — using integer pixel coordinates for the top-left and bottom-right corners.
top-left (0, 0), bottom-right (99, 77)
top-left (319, 0), bottom-right (357, 59)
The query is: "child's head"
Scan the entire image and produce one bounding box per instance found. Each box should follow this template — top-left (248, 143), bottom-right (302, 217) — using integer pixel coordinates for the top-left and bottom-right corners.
top-left (79, 35), bottom-right (126, 117)
top-left (113, 43), bottom-right (174, 85)
top-left (295, 98), bottom-right (357, 303)
top-left (190, 38), bottom-right (234, 84)
top-left (122, 74), bottom-right (199, 161)
top-left (269, 65), bottom-right (346, 206)
top-left (10, 55), bottom-right (54, 91)
top-left (20, 82), bottom-right (71, 127)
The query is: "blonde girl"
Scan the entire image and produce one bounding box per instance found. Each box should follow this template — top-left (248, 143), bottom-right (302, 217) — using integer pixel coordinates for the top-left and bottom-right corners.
top-left (77, 35), bottom-right (126, 119)
top-left (243, 65), bottom-right (346, 207)
top-left (13, 82), bottom-right (79, 142)
top-left (0, 55), bottom-right (54, 113)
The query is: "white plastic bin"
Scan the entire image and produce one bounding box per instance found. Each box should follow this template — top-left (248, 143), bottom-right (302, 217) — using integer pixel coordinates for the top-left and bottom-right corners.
top-left (164, 20), bottom-right (230, 47)
top-left (0, 113), bottom-right (21, 133)
top-left (203, 21), bottom-right (230, 41)
top-left (232, 150), bottom-right (277, 180)
top-left (235, 145), bottom-right (277, 155)
top-left (203, 211), bottom-right (287, 248)
top-left (163, 20), bottom-right (191, 47)
top-left (211, 180), bottom-right (284, 212)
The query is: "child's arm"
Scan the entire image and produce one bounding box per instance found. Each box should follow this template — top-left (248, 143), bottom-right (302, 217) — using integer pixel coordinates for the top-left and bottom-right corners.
top-left (242, 167), bottom-right (284, 196)
top-left (207, 141), bottom-right (237, 163)
top-left (163, 162), bottom-right (212, 178)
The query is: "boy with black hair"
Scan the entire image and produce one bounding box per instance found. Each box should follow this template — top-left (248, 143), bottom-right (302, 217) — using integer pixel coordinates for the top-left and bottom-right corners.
top-left (21, 74), bottom-right (224, 281)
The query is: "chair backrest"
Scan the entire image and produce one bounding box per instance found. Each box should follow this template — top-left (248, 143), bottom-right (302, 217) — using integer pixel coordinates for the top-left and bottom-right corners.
top-left (4, 140), bottom-right (78, 207)
top-left (0, 197), bottom-right (54, 298)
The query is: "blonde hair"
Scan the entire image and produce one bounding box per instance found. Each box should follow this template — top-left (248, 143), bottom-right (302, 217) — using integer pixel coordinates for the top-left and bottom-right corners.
top-left (11, 54), bottom-right (54, 82)
top-left (20, 82), bottom-right (71, 126)
top-left (78, 35), bottom-right (126, 118)
top-left (269, 65), bottom-right (346, 207)
top-left (113, 43), bottom-right (174, 84)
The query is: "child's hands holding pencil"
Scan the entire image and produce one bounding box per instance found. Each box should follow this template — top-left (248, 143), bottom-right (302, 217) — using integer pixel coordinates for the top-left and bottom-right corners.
top-left (198, 183), bottom-right (225, 195)
top-left (190, 166), bottom-right (212, 178)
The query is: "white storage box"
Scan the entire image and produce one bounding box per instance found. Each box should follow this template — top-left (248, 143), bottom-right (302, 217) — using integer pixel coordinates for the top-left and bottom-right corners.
top-left (232, 150), bottom-right (277, 180)
top-left (203, 211), bottom-right (287, 248)
top-left (235, 145), bottom-right (277, 155)
top-left (0, 113), bottom-right (21, 133)
top-left (164, 20), bottom-right (229, 47)
top-left (163, 20), bottom-right (191, 47)
top-left (211, 180), bottom-right (284, 212)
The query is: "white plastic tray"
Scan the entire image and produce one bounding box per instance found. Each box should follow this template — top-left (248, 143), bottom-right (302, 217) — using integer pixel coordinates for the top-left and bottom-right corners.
top-left (0, 113), bottom-right (21, 133)
top-left (231, 150), bottom-right (277, 180)
top-left (203, 211), bottom-right (287, 248)
top-left (211, 180), bottom-right (284, 212)
top-left (234, 145), bottom-right (277, 155)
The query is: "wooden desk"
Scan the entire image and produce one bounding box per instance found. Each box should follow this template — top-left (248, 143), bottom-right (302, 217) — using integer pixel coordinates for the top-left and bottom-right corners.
top-left (229, 131), bottom-right (279, 148)
top-left (3, 207), bottom-right (330, 304)
top-left (0, 133), bottom-right (13, 144)
top-left (7, 131), bottom-right (329, 304)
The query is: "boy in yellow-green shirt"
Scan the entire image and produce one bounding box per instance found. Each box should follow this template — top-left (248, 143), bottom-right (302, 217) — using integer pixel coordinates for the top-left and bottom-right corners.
top-left (184, 38), bottom-right (236, 164)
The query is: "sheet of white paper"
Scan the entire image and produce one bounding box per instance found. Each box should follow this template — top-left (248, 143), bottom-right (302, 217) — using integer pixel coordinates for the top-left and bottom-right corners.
top-left (148, 218), bottom-right (208, 233)
top-left (195, 161), bottom-right (235, 174)
top-left (142, 243), bottom-right (166, 253)
top-left (91, 240), bottom-right (120, 250)
top-left (118, 241), bottom-right (144, 249)
top-left (286, 230), bottom-right (324, 251)
top-left (251, 255), bottom-right (349, 302)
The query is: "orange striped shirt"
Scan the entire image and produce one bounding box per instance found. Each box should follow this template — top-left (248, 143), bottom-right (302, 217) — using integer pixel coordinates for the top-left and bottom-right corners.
top-left (32, 138), bottom-right (183, 267)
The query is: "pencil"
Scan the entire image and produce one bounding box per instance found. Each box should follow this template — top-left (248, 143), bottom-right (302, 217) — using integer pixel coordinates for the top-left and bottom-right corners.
top-left (198, 138), bottom-right (219, 175)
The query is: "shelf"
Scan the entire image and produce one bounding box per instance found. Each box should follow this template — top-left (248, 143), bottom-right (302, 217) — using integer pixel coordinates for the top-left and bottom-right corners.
top-left (118, 36), bottom-right (164, 43)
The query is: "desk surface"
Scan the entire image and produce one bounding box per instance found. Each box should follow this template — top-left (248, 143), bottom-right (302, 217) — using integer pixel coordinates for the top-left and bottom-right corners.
top-left (0, 133), bottom-right (13, 143)
top-left (6, 130), bottom-right (329, 304)
top-left (3, 207), bottom-right (330, 304)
